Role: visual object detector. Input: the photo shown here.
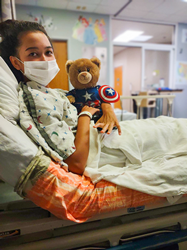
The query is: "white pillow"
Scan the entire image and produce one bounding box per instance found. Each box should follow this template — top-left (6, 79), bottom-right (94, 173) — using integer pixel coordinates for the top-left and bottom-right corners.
top-left (0, 114), bottom-right (38, 187)
top-left (0, 57), bottom-right (19, 124)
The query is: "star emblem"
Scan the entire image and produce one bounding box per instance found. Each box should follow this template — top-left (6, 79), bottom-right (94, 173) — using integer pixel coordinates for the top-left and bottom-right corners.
top-left (106, 88), bottom-right (114, 95)
top-left (83, 91), bottom-right (92, 101)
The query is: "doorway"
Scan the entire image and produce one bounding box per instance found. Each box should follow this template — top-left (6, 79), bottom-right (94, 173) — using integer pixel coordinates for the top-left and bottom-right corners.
top-left (48, 40), bottom-right (69, 91)
top-left (113, 46), bottom-right (142, 112)
top-left (114, 66), bottom-right (123, 109)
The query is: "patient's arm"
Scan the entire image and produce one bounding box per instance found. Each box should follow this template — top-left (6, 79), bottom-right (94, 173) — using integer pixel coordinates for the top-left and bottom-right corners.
top-left (94, 103), bottom-right (121, 135)
top-left (64, 106), bottom-right (99, 175)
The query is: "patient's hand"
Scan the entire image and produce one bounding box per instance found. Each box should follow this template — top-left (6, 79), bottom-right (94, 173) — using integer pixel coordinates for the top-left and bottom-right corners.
top-left (93, 103), bottom-right (121, 135)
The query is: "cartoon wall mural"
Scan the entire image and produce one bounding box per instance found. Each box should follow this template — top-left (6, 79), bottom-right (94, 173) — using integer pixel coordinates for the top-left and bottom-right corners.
top-left (27, 12), bottom-right (57, 31)
top-left (72, 16), bottom-right (107, 45)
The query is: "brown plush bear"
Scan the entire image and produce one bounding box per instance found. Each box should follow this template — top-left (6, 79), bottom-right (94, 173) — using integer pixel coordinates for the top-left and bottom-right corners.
top-left (65, 57), bottom-right (119, 123)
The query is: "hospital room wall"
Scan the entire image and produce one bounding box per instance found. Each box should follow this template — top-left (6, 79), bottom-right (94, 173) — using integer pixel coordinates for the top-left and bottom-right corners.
top-left (173, 23), bottom-right (187, 118)
top-left (114, 47), bottom-right (142, 112)
top-left (15, 4), bottom-right (111, 90)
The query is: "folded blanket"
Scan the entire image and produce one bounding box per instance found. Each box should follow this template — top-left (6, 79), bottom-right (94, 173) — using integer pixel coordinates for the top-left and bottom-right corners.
top-left (85, 116), bottom-right (187, 198)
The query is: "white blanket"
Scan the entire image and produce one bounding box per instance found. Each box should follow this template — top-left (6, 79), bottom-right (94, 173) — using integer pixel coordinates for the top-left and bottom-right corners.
top-left (85, 116), bottom-right (187, 199)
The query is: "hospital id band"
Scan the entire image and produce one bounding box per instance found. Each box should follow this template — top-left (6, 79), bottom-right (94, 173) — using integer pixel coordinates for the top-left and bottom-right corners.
top-left (78, 111), bottom-right (92, 119)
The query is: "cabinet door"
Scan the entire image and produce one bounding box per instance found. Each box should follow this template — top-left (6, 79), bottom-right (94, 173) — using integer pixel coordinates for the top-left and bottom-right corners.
top-left (48, 40), bottom-right (69, 90)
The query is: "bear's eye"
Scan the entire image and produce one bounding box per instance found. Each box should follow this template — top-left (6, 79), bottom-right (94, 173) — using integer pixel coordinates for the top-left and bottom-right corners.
top-left (78, 69), bottom-right (81, 73)
top-left (87, 68), bottom-right (90, 72)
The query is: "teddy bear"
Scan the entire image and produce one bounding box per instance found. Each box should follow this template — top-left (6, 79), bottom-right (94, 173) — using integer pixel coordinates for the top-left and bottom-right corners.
top-left (65, 57), bottom-right (120, 123)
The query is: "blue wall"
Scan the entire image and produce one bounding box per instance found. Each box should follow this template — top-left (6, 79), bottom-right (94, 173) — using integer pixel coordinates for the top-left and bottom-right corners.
top-left (173, 23), bottom-right (187, 118)
top-left (16, 5), bottom-right (112, 89)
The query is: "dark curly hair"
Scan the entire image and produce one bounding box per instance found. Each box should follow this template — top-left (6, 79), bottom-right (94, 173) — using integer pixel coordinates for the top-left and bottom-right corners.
top-left (0, 19), bottom-right (52, 82)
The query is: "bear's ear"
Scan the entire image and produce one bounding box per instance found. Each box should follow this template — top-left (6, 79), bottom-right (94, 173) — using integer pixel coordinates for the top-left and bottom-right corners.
top-left (65, 60), bottom-right (74, 74)
top-left (90, 57), bottom-right (101, 69)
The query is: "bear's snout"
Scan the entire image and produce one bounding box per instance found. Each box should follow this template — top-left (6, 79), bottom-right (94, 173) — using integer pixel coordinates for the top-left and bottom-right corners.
top-left (78, 71), bottom-right (92, 84)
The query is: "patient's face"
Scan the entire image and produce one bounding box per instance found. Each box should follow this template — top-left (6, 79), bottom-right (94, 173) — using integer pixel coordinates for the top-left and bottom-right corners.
top-left (18, 31), bottom-right (55, 62)
top-left (16, 31), bottom-right (55, 72)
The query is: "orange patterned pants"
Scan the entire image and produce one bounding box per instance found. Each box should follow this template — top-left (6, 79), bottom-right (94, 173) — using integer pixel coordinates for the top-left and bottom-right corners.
top-left (26, 160), bottom-right (166, 223)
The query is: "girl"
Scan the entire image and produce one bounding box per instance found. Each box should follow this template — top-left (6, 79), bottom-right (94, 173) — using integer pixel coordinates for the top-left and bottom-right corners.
top-left (1, 20), bottom-right (187, 223)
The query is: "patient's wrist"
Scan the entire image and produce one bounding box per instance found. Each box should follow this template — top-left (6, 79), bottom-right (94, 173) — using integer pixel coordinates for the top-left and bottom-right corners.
top-left (78, 111), bottom-right (92, 119)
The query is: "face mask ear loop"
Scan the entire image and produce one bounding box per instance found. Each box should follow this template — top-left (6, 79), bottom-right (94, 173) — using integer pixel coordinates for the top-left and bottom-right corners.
top-left (15, 57), bottom-right (23, 64)
top-left (14, 57), bottom-right (24, 75)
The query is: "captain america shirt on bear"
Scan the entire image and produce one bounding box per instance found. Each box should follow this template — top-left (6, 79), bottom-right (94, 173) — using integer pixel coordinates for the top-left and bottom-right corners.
top-left (66, 85), bottom-right (120, 123)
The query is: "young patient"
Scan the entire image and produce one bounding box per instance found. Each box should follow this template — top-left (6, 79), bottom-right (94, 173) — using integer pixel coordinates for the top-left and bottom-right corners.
top-left (1, 20), bottom-right (187, 224)
top-left (0, 20), bottom-right (120, 176)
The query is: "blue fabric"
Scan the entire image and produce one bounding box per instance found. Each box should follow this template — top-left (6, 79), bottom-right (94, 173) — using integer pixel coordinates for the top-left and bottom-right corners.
top-left (66, 85), bottom-right (103, 122)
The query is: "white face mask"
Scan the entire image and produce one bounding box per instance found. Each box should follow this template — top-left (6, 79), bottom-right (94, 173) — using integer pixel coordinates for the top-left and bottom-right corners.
top-left (16, 58), bottom-right (60, 86)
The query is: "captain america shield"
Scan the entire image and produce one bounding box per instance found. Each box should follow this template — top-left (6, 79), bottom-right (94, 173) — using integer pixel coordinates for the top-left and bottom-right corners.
top-left (99, 85), bottom-right (120, 103)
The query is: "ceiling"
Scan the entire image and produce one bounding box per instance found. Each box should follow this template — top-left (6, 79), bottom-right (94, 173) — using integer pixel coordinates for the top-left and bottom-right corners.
top-left (15, 0), bottom-right (184, 55)
top-left (15, 0), bottom-right (187, 24)
top-left (112, 20), bottom-right (174, 43)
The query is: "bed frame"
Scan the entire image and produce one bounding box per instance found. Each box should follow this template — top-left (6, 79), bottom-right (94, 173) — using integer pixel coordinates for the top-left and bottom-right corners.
top-left (1, 196), bottom-right (187, 250)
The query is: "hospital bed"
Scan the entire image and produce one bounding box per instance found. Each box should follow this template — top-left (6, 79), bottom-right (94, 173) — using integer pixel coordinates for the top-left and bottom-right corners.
top-left (1, 57), bottom-right (187, 250)
top-left (1, 189), bottom-right (187, 249)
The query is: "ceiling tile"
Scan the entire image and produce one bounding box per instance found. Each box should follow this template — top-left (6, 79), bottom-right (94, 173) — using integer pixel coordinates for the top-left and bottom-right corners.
top-left (94, 5), bottom-right (121, 15)
top-left (143, 11), bottom-right (168, 21)
top-left (100, 0), bottom-right (129, 6)
top-left (70, 0), bottom-right (102, 4)
top-left (67, 2), bottom-right (97, 12)
top-left (152, 0), bottom-right (187, 14)
top-left (126, 0), bottom-right (164, 11)
top-left (118, 8), bottom-right (148, 19)
top-left (174, 7), bottom-right (187, 16)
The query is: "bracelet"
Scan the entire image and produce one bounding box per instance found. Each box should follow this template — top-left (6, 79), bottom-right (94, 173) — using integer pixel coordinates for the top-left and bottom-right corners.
top-left (78, 111), bottom-right (92, 119)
